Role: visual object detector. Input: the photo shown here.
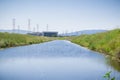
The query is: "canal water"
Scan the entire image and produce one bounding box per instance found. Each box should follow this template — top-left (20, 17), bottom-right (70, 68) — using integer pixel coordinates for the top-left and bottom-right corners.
top-left (0, 40), bottom-right (120, 80)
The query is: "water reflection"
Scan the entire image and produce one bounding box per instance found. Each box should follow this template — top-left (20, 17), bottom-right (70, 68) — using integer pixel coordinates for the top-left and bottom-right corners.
top-left (105, 57), bottom-right (120, 72)
top-left (0, 57), bottom-right (111, 80)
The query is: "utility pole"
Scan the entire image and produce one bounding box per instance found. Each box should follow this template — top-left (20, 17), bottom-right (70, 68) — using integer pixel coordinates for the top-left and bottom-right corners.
top-left (116, 25), bottom-right (120, 29)
top-left (65, 30), bottom-right (68, 36)
top-left (18, 25), bottom-right (20, 33)
top-left (46, 24), bottom-right (48, 31)
top-left (37, 24), bottom-right (39, 32)
top-left (12, 18), bottom-right (15, 33)
top-left (28, 19), bottom-right (31, 32)
top-left (33, 27), bottom-right (35, 32)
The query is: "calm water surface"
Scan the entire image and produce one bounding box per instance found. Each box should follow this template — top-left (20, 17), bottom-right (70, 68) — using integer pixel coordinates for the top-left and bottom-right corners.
top-left (0, 40), bottom-right (120, 80)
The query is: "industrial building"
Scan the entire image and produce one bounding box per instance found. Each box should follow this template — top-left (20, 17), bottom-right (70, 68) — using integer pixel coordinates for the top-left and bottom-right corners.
top-left (28, 31), bottom-right (58, 37)
top-left (42, 31), bottom-right (58, 37)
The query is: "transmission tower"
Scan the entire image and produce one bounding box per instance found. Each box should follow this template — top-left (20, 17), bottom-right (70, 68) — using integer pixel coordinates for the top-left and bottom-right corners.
top-left (33, 27), bottom-right (35, 32)
top-left (18, 25), bottom-right (20, 33)
top-left (46, 24), bottom-right (48, 31)
top-left (12, 18), bottom-right (16, 33)
top-left (28, 19), bottom-right (31, 32)
top-left (37, 24), bottom-right (39, 32)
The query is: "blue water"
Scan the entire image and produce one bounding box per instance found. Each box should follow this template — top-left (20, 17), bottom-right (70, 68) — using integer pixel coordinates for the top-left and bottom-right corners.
top-left (0, 40), bottom-right (120, 80)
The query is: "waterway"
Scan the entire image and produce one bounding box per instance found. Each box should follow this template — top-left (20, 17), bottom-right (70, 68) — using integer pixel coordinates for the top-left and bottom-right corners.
top-left (0, 40), bottom-right (120, 80)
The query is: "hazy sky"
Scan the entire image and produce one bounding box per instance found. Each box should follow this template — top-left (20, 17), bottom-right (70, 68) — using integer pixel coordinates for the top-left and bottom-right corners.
top-left (0, 0), bottom-right (120, 33)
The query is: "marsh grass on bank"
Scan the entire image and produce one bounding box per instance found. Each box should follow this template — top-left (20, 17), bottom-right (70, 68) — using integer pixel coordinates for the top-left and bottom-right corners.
top-left (0, 29), bottom-right (120, 61)
top-left (0, 32), bottom-right (50, 48)
top-left (70, 29), bottom-right (120, 61)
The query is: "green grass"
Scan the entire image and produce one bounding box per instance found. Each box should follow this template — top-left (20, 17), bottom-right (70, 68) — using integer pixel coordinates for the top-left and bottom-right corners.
top-left (0, 32), bottom-right (50, 48)
top-left (70, 29), bottom-right (120, 60)
top-left (0, 29), bottom-right (120, 61)
top-left (103, 71), bottom-right (115, 80)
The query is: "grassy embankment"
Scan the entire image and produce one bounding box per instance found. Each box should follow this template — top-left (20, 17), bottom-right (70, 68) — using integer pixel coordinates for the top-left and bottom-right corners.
top-left (0, 29), bottom-right (120, 61)
top-left (70, 29), bottom-right (120, 61)
top-left (0, 32), bottom-right (50, 49)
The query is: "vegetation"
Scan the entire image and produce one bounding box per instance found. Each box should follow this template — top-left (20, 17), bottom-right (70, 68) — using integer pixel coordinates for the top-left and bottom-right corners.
top-left (103, 71), bottom-right (115, 80)
top-left (0, 31), bottom-right (119, 80)
top-left (70, 29), bottom-right (120, 61)
top-left (0, 32), bottom-right (50, 48)
top-left (0, 29), bottom-right (120, 61)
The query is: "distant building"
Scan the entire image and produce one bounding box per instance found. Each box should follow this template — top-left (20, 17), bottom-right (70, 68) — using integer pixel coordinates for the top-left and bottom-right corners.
top-left (28, 31), bottom-right (58, 37)
top-left (42, 31), bottom-right (58, 37)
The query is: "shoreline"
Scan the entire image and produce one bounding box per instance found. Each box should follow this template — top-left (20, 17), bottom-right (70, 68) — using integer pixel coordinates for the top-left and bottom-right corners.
top-left (72, 42), bottom-right (120, 63)
top-left (0, 40), bottom-right (50, 50)
top-left (69, 29), bottom-right (120, 62)
top-left (0, 32), bottom-right (51, 49)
